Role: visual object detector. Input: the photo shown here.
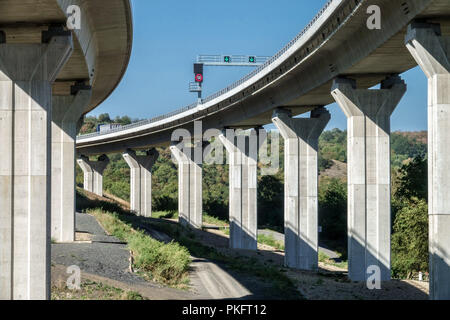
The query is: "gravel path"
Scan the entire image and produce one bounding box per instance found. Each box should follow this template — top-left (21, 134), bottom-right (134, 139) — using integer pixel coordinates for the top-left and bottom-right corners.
top-left (51, 213), bottom-right (193, 299)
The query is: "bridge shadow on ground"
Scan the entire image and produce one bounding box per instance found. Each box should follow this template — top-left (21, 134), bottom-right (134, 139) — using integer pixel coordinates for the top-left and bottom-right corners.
top-left (77, 190), bottom-right (299, 300)
top-left (77, 190), bottom-right (430, 300)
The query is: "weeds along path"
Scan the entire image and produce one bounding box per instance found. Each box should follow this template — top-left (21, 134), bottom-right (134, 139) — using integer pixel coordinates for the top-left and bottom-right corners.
top-left (77, 189), bottom-right (300, 300)
top-left (51, 213), bottom-right (194, 300)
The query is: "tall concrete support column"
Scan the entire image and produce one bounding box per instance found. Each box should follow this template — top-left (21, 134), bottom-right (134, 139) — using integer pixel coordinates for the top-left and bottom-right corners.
top-left (272, 108), bottom-right (330, 270)
top-left (331, 76), bottom-right (406, 282)
top-left (170, 142), bottom-right (203, 228)
top-left (406, 22), bottom-right (450, 300)
top-left (51, 88), bottom-right (91, 243)
top-left (123, 149), bottom-right (159, 217)
top-left (0, 33), bottom-right (73, 299)
top-left (219, 129), bottom-right (261, 250)
top-left (76, 155), bottom-right (110, 197)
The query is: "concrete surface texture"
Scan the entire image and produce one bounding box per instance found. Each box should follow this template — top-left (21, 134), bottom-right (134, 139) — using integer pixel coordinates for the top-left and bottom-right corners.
top-left (76, 0), bottom-right (445, 156)
top-left (219, 130), bottom-right (262, 251)
top-left (52, 89), bottom-right (92, 243)
top-left (331, 75), bottom-right (407, 282)
top-left (272, 107), bottom-right (330, 270)
top-left (76, 155), bottom-right (110, 197)
top-left (170, 142), bottom-right (203, 229)
top-left (0, 35), bottom-right (73, 300)
top-left (122, 148), bottom-right (159, 217)
top-left (406, 22), bottom-right (450, 300)
top-left (0, 0), bottom-right (133, 300)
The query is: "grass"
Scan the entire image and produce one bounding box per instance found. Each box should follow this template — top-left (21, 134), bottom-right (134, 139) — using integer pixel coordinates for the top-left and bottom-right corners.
top-left (77, 189), bottom-right (301, 299)
top-left (257, 234), bottom-right (285, 251)
top-left (153, 210), bottom-right (229, 228)
top-left (203, 214), bottom-right (229, 227)
top-left (142, 218), bottom-right (301, 300)
top-left (153, 211), bottom-right (178, 219)
top-left (89, 208), bottom-right (191, 288)
top-left (51, 280), bottom-right (145, 300)
top-left (318, 251), bottom-right (348, 270)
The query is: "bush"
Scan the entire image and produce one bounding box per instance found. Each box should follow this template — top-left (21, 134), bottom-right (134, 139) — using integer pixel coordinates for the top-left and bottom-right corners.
top-left (89, 208), bottom-right (191, 287)
top-left (318, 177), bottom-right (347, 255)
top-left (258, 175), bottom-right (284, 229)
top-left (391, 199), bottom-right (428, 279)
top-left (128, 232), bottom-right (190, 284)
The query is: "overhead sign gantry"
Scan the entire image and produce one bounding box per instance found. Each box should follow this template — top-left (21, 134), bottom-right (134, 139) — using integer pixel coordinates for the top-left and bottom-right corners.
top-left (189, 54), bottom-right (270, 101)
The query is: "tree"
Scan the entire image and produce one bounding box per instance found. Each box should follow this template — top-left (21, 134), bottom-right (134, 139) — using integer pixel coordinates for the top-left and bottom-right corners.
top-left (391, 155), bottom-right (429, 279)
top-left (318, 177), bottom-right (347, 255)
top-left (391, 198), bottom-right (428, 279)
top-left (98, 113), bottom-right (111, 123)
top-left (258, 174), bottom-right (284, 229)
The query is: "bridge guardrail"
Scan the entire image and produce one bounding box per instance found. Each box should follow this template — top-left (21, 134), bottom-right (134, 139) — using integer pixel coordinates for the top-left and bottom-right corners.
top-left (77, 0), bottom-right (335, 141)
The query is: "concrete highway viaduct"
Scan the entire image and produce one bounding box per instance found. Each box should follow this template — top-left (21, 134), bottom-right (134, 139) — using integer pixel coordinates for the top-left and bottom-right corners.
top-left (1, 0), bottom-right (449, 300)
top-left (0, 0), bottom-right (133, 299)
top-left (76, 0), bottom-right (450, 300)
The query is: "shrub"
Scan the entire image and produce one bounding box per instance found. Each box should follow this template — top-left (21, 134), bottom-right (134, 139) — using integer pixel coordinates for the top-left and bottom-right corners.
top-left (318, 177), bottom-right (347, 256)
top-left (391, 199), bottom-right (428, 279)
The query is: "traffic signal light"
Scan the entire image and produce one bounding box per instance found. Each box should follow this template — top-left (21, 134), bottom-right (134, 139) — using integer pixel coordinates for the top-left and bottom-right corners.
top-left (224, 56), bottom-right (231, 63)
top-left (194, 63), bottom-right (203, 75)
top-left (249, 56), bottom-right (255, 63)
top-left (194, 63), bottom-right (204, 83)
top-left (195, 73), bottom-right (203, 83)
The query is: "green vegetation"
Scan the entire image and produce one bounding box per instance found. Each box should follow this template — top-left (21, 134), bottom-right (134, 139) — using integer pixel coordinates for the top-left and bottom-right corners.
top-left (77, 190), bottom-right (191, 288)
top-left (391, 132), bottom-right (427, 168)
top-left (89, 208), bottom-right (191, 288)
top-left (391, 155), bottom-right (429, 279)
top-left (257, 234), bottom-right (285, 251)
top-left (79, 113), bottom-right (142, 135)
top-left (77, 189), bottom-right (300, 299)
top-left (318, 177), bottom-right (348, 258)
top-left (78, 114), bottom-right (430, 280)
top-left (51, 280), bottom-right (145, 300)
top-left (203, 214), bottom-right (229, 227)
top-left (318, 251), bottom-right (348, 270)
top-left (319, 128), bottom-right (347, 170)
top-left (143, 218), bottom-right (300, 299)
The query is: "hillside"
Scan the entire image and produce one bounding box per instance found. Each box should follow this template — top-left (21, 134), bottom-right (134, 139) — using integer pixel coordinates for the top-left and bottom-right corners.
top-left (76, 115), bottom-right (429, 279)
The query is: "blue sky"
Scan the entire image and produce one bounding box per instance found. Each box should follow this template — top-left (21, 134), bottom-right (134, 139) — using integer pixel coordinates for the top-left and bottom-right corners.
top-left (90, 0), bottom-right (428, 132)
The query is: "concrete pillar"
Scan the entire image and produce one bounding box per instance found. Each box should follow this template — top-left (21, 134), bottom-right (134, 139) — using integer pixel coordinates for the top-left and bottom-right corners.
top-left (405, 22), bottom-right (450, 300)
top-left (76, 155), bottom-right (110, 197)
top-left (51, 88), bottom-right (91, 243)
top-left (0, 33), bottom-right (73, 299)
top-left (272, 108), bottom-right (330, 270)
top-left (123, 149), bottom-right (159, 217)
top-left (219, 129), bottom-right (261, 250)
top-left (331, 76), bottom-right (406, 282)
top-left (170, 142), bottom-right (203, 228)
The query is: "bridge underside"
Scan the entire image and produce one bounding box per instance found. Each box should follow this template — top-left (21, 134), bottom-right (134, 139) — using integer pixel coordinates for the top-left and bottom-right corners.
top-left (74, 0), bottom-right (450, 301)
top-left (0, 0), bottom-right (132, 300)
top-left (76, 1), bottom-right (450, 155)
